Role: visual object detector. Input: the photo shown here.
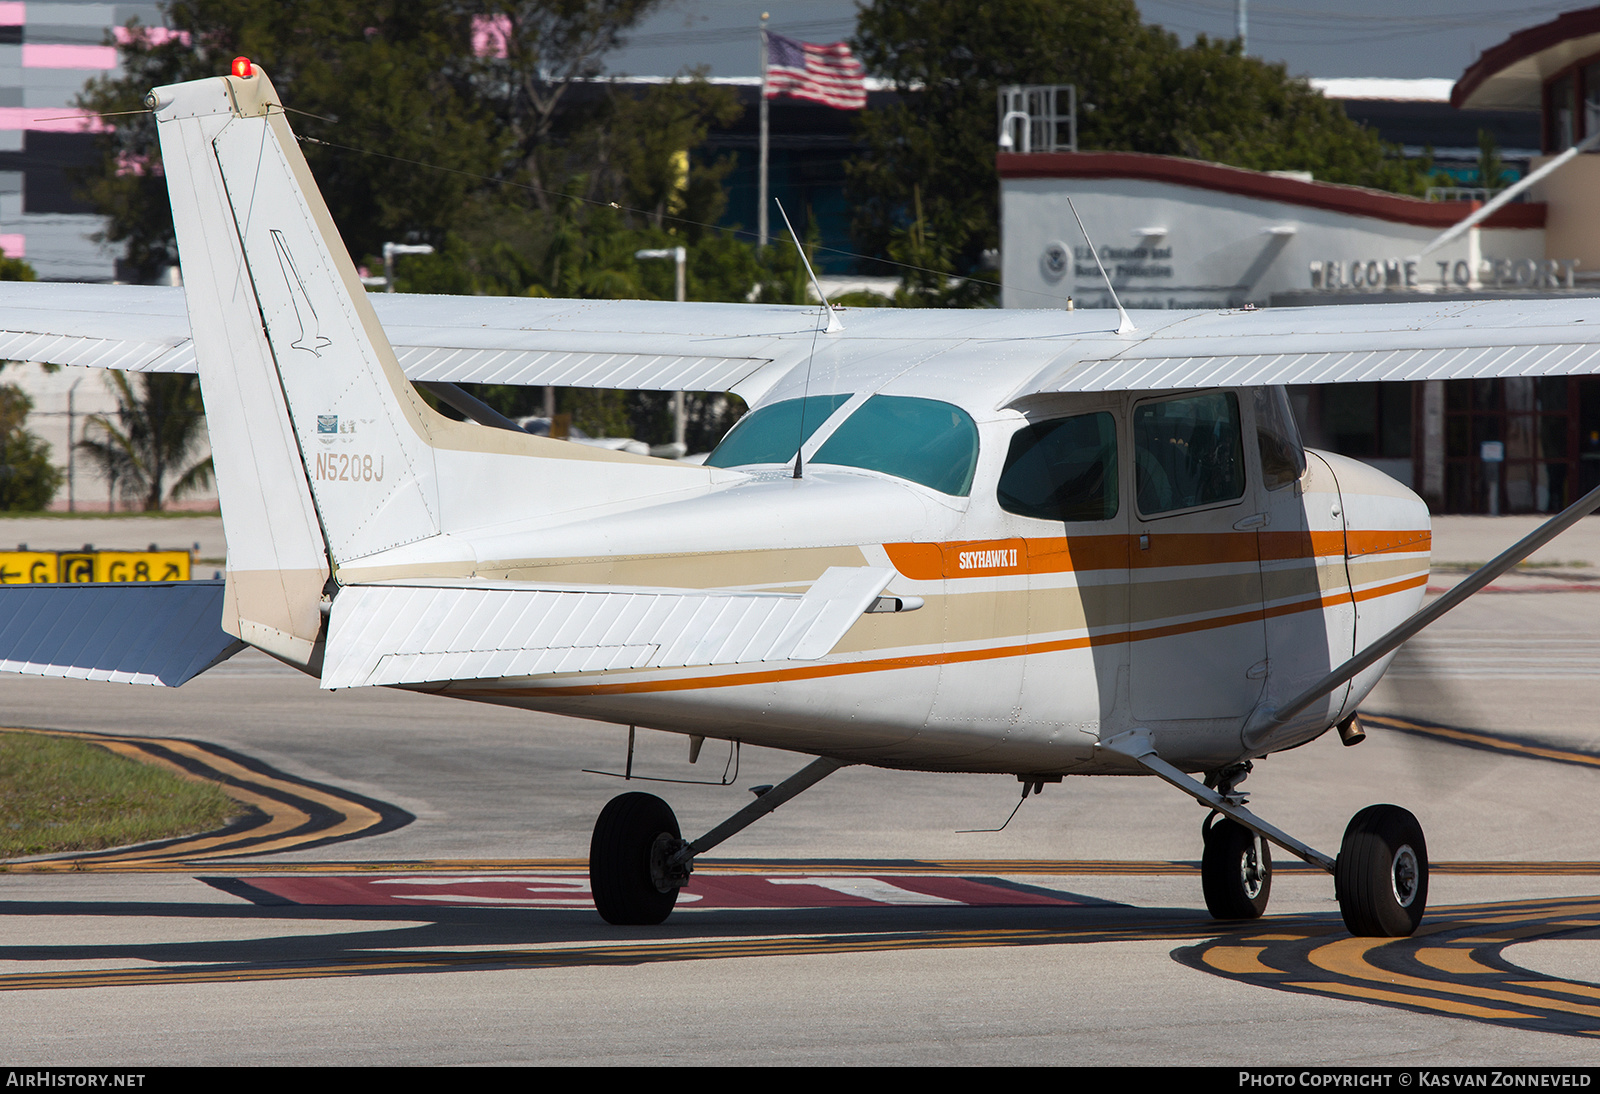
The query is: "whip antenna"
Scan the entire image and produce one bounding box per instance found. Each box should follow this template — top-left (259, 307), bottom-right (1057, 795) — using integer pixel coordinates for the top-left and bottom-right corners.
top-left (775, 199), bottom-right (837, 479)
top-left (776, 199), bottom-right (842, 333)
top-left (1066, 197), bottom-right (1135, 335)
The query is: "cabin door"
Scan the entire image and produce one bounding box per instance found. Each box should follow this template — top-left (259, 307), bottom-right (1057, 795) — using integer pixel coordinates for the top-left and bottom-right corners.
top-left (1128, 390), bottom-right (1267, 722)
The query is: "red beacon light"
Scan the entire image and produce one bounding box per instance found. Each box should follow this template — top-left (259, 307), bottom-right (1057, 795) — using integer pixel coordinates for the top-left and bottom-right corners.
top-left (231, 56), bottom-right (253, 79)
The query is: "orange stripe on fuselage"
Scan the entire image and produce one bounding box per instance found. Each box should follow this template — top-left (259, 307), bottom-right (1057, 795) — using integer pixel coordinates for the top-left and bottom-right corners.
top-left (1345, 528), bottom-right (1431, 557)
top-left (473, 572), bottom-right (1427, 700)
top-left (885, 528), bottom-right (1428, 580)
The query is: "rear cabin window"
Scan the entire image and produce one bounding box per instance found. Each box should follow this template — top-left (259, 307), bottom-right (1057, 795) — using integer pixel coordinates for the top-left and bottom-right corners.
top-left (1133, 391), bottom-right (1246, 515)
top-left (997, 412), bottom-right (1119, 522)
top-left (811, 395), bottom-right (980, 496)
top-left (704, 393), bottom-right (852, 468)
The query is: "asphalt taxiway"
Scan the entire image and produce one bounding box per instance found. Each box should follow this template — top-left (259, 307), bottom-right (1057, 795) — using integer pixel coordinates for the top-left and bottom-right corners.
top-left (2, 516), bottom-right (1600, 1064)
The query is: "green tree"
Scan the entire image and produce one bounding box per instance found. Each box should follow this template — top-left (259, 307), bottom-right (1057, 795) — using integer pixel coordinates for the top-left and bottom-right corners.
top-left (1131, 37), bottom-right (1431, 194)
top-left (76, 1), bottom-right (501, 281)
top-left (0, 248), bottom-right (34, 282)
top-left (74, 6), bottom-right (761, 450)
top-left (472, 0), bottom-right (666, 209)
top-left (597, 74), bottom-right (742, 231)
top-left (849, 0), bottom-right (1434, 296)
top-left (79, 372), bottom-right (212, 511)
top-left (0, 386), bottom-right (61, 510)
top-left (387, 73), bottom-right (748, 296)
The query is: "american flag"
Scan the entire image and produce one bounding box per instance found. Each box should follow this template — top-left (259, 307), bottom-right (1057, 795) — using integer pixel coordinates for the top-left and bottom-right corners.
top-left (764, 32), bottom-right (866, 111)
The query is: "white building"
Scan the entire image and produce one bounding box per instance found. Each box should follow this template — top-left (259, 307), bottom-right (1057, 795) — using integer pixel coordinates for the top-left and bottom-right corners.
top-left (1000, 153), bottom-right (1552, 313)
top-left (998, 10), bottom-right (1600, 515)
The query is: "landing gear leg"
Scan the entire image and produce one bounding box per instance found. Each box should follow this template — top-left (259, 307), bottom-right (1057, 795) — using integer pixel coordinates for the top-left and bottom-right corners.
top-left (1103, 732), bottom-right (1431, 937)
top-left (588, 756), bottom-right (848, 926)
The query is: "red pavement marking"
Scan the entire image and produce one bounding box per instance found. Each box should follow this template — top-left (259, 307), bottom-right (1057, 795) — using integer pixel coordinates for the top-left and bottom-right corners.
top-left (239, 874), bottom-right (1082, 909)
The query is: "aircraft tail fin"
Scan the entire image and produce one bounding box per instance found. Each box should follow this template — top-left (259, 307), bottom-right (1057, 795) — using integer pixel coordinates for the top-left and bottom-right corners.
top-left (151, 64), bottom-right (723, 663)
top-left (153, 64), bottom-right (446, 578)
top-left (152, 66), bottom-right (339, 664)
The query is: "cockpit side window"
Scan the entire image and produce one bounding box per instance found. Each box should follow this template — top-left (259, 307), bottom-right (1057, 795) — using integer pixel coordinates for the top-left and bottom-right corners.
top-left (1133, 391), bottom-right (1246, 516)
top-left (997, 412), bottom-right (1119, 522)
top-left (704, 393), bottom-right (852, 468)
top-left (1253, 386), bottom-right (1307, 490)
top-left (811, 395), bottom-right (979, 496)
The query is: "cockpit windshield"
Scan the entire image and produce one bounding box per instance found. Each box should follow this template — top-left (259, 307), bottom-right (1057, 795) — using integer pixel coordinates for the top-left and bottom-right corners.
top-left (704, 393), bottom-right (852, 469)
top-left (707, 393), bottom-right (981, 496)
top-left (812, 395), bottom-right (979, 496)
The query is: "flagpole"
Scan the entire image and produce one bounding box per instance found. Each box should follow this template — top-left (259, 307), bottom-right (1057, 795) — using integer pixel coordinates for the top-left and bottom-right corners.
top-left (758, 12), bottom-right (769, 249)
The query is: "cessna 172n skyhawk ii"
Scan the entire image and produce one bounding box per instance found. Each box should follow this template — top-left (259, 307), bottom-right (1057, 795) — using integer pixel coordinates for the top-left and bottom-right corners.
top-left (2, 61), bottom-right (1599, 938)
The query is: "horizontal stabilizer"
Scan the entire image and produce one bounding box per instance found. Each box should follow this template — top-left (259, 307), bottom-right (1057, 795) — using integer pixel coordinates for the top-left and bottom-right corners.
top-left (320, 567), bottom-right (895, 689)
top-left (0, 580), bottom-right (243, 686)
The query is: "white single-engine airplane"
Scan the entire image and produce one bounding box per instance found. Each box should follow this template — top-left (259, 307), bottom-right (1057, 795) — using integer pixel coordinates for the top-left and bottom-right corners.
top-left (2, 62), bottom-right (1599, 937)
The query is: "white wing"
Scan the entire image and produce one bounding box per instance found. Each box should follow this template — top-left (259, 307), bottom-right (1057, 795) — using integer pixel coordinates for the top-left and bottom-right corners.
top-left (5, 283), bottom-right (1600, 397)
top-left (0, 283), bottom-right (820, 402)
top-left (0, 284), bottom-right (194, 372)
top-left (381, 294), bottom-right (810, 400)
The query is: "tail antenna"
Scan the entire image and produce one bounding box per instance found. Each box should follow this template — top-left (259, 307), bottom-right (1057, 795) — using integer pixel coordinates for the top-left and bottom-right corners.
top-left (775, 199), bottom-right (842, 333)
top-left (1066, 197), bottom-right (1135, 335)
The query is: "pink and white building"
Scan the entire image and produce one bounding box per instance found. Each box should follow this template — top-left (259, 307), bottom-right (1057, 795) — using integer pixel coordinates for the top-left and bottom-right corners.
top-left (0, 1), bottom-right (167, 282)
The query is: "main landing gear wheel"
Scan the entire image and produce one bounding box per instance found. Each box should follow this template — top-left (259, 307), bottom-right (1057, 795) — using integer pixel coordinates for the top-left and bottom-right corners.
top-left (1201, 814), bottom-right (1272, 920)
top-left (1336, 804), bottom-right (1428, 937)
top-left (589, 792), bottom-right (683, 926)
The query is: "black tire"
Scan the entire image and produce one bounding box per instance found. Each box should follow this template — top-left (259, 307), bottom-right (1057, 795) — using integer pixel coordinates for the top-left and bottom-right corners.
top-left (589, 792), bottom-right (682, 926)
top-left (1201, 816), bottom-right (1272, 920)
top-left (1336, 804), bottom-right (1428, 937)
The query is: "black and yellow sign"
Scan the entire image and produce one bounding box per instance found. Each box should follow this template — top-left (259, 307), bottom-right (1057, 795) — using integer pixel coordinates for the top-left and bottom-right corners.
top-left (0, 550), bottom-right (192, 584)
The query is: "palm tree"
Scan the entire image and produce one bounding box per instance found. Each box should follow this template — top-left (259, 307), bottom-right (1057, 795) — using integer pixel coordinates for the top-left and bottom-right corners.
top-left (78, 371), bottom-right (212, 511)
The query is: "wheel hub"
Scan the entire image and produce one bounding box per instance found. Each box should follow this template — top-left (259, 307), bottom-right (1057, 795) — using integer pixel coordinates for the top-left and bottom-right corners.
top-left (1239, 838), bottom-right (1265, 899)
top-left (1391, 844), bottom-right (1419, 908)
top-left (649, 832), bottom-right (691, 893)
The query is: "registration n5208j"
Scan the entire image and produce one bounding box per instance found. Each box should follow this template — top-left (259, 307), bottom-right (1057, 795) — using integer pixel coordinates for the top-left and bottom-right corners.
top-left (314, 452), bottom-right (384, 482)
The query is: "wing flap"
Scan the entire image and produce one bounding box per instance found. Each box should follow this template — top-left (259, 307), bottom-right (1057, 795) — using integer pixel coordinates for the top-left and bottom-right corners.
top-left (394, 345), bottom-right (771, 394)
top-left (1044, 341), bottom-right (1600, 393)
top-left (0, 581), bottom-right (243, 686)
top-left (1030, 297), bottom-right (1600, 394)
top-left (321, 567), bottom-right (895, 689)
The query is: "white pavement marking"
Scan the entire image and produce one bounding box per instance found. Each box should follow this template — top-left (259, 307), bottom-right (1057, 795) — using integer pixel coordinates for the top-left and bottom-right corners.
top-left (1388, 634), bottom-right (1600, 678)
top-left (766, 876), bottom-right (964, 905)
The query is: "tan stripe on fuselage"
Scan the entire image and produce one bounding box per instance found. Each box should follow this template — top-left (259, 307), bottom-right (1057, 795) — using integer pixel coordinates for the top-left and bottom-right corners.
top-left (338, 544), bottom-right (872, 589)
top-left (462, 572), bottom-right (1429, 700)
top-left (337, 530), bottom-right (1425, 662)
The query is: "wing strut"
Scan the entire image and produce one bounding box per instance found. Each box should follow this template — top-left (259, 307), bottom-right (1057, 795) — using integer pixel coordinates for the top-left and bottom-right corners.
top-left (414, 380), bottom-right (525, 433)
top-left (666, 756), bottom-right (847, 877)
top-left (1244, 479), bottom-right (1600, 749)
top-left (1101, 732), bottom-right (1336, 872)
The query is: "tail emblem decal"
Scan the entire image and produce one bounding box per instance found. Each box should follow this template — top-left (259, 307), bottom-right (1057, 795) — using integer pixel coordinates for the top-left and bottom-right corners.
top-left (271, 228), bottom-right (331, 357)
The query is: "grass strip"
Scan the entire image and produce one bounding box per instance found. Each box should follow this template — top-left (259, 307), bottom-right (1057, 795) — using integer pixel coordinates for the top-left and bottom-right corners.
top-left (0, 732), bottom-right (241, 858)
